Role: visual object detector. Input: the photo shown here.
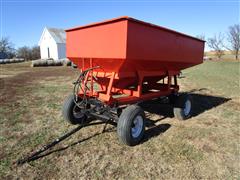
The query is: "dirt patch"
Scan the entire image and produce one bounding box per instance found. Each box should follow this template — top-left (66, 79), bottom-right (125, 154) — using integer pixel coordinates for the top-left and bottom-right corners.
top-left (0, 67), bottom-right (77, 104)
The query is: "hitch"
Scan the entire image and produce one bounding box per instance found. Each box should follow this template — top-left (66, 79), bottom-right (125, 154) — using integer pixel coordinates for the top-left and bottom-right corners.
top-left (16, 121), bottom-right (105, 165)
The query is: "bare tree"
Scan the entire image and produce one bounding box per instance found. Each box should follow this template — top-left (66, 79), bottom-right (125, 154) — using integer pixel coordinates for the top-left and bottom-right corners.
top-left (207, 33), bottom-right (225, 59)
top-left (17, 45), bottom-right (40, 60)
top-left (226, 24), bottom-right (240, 60)
top-left (196, 34), bottom-right (205, 41)
top-left (0, 37), bottom-right (15, 59)
top-left (17, 46), bottom-right (31, 60)
top-left (30, 46), bottom-right (40, 60)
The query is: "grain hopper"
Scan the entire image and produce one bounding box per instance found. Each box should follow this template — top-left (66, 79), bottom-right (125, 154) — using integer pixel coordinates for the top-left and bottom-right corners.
top-left (63, 17), bottom-right (205, 146)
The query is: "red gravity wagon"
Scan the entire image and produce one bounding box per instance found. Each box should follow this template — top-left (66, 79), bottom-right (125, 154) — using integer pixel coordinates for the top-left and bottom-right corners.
top-left (63, 17), bottom-right (205, 146)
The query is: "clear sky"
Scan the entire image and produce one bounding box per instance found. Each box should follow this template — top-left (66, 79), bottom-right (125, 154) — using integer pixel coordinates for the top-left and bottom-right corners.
top-left (1, 0), bottom-right (239, 50)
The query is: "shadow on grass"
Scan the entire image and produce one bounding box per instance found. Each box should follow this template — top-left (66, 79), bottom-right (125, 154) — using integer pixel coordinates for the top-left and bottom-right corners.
top-left (16, 123), bottom-right (116, 165)
top-left (19, 122), bottom-right (170, 164)
top-left (34, 128), bottom-right (115, 160)
top-left (140, 91), bottom-right (230, 142)
top-left (143, 123), bottom-right (171, 143)
top-left (17, 91), bottom-right (230, 164)
top-left (190, 93), bottom-right (231, 117)
top-left (140, 91), bottom-right (231, 120)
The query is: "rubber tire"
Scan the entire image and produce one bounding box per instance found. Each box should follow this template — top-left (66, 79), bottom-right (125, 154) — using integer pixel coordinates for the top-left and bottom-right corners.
top-left (117, 105), bottom-right (145, 146)
top-left (173, 94), bottom-right (193, 120)
top-left (168, 93), bottom-right (178, 104)
top-left (62, 94), bottom-right (87, 125)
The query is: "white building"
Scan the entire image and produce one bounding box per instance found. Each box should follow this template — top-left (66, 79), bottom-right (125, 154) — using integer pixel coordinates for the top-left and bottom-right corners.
top-left (38, 27), bottom-right (66, 60)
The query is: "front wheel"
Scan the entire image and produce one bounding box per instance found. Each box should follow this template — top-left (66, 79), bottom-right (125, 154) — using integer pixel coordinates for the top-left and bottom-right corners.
top-left (173, 94), bottom-right (193, 120)
top-left (117, 105), bottom-right (145, 146)
top-left (62, 94), bottom-right (87, 125)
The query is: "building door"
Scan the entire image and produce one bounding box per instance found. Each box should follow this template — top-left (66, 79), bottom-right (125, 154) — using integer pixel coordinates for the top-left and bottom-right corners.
top-left (47, 47), bottom-right (50, 58)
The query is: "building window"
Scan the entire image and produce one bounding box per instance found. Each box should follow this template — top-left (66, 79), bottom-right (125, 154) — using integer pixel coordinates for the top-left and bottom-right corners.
top-left (47, 47), bottom-right (50, 58)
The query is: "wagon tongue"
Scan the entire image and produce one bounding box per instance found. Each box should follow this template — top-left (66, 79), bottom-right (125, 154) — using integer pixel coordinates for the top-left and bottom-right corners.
top-left (16, 121), bottom-right (103, 165)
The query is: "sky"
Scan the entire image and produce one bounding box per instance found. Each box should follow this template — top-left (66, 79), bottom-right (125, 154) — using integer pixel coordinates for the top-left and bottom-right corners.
top-left (0, 0), bottom-right (239, 50)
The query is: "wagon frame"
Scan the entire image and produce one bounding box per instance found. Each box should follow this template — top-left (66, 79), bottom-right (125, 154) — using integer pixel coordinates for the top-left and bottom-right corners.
top-left (77, 58), bottom-right (180, 105)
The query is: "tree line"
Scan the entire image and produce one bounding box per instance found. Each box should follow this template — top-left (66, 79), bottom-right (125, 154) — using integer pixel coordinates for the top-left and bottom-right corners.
top-left (0, 37), bottom-right (40, 60)
top-left (197, 24), bottom-right (240, 60)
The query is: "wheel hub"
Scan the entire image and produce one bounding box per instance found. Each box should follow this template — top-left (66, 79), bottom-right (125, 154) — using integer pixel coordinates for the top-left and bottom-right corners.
top-left (184, 99), bottom-right (191, 116)
top-left (131, 115), bottom-right (143, 138)
top-left (73, 105), bottom-right (85, 119)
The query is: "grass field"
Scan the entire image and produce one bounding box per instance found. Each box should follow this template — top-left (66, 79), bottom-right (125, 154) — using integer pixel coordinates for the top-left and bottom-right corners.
top-left (0, 60), bottom-right (239, 179)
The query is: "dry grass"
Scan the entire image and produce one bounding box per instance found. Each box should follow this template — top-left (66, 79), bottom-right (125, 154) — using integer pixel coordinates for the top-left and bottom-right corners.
top-left (205, 51), bottom-right (238, 61)
top-left (0, 61), bottom-right (239, 179)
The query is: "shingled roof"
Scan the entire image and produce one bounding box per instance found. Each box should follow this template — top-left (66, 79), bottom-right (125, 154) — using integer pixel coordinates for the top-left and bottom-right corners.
top-left (39, 27), bottom-right (66, 45)
top-left (47, 27), bottom-right (66, 43)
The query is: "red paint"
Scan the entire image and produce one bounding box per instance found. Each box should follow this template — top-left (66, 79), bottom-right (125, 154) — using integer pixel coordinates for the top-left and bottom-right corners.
top-left (65, 17), bottom-right (204, 105)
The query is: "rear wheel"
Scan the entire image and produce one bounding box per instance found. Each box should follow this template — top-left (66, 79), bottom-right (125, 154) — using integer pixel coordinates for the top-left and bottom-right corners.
top-left (62, 94), bottom-right (87, 125)
top-left (117, 105), bottom-right (145, 146)
top-left (173, 94), bottom-right (193, 120)
top-left (167, 93), bottom-right (178, 104)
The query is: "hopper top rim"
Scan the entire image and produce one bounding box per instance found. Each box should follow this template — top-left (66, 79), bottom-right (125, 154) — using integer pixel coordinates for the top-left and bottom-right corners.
top-left (65, 16), bottom-right (205, 43)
